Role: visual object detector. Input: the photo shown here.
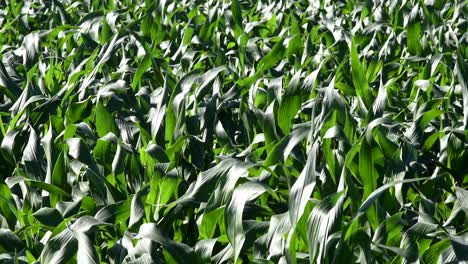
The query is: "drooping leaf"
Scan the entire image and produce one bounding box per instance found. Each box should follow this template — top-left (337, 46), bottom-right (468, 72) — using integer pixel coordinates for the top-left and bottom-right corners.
top-left (307, 191), bottom-right (345, 263)
top-left (225, 181), bottom-right (268, 263)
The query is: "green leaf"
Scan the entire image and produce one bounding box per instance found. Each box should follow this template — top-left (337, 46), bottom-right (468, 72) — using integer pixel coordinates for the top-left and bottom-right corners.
top-left (238, 40), bottom-right (286, 87)
top-left (407, 22), bottom-right (422, 55)
top-left (95, 102), bottom-right (118, 138)
top-left (350, 38), bottom-right (372, 109)
top-left (231, 0), bottom-right (243, 30)
top-left (0, 229), bottom-right (24, 253)
top-left (131, 53), bottom-right (152, 90)
top-left (6, 176), bottom-right (72, 199)
top-left (357, 177), bottom-right (433, 216)
top-left (359, 139), bottom-right (379, 228)
top-left (129, 186), bottom-right (148, 228)
top-left (289, 141), bottom-right (318, 226)
top-left (135, 223), bottom-right (203, 264)
top-left (194, 239), bottom-right (217, 263)
top-left (33, 207), bottom-right (64, 227)
top-left (75, 232), bottom-right (100, 264)
top-left (41, 228), bottom-right (77, 264)
top-left (307, 191), bottom-right (345, 263)
top-left (225, 181), bottom-right (268, 263)
top-left (277, 73), bottom-right (302, 133)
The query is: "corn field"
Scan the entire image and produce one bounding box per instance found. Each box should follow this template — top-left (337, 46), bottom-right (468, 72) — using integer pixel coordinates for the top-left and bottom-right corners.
top-left (0, 0), bottom-right (467, 263)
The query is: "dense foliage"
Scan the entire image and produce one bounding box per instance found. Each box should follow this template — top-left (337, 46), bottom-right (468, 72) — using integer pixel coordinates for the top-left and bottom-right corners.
top-left (0, 0), bottom-right (467, 263)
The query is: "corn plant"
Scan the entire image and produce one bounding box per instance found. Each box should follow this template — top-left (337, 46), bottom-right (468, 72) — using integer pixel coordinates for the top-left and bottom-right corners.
top-left (0, 0), bottom-right (467, 263)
